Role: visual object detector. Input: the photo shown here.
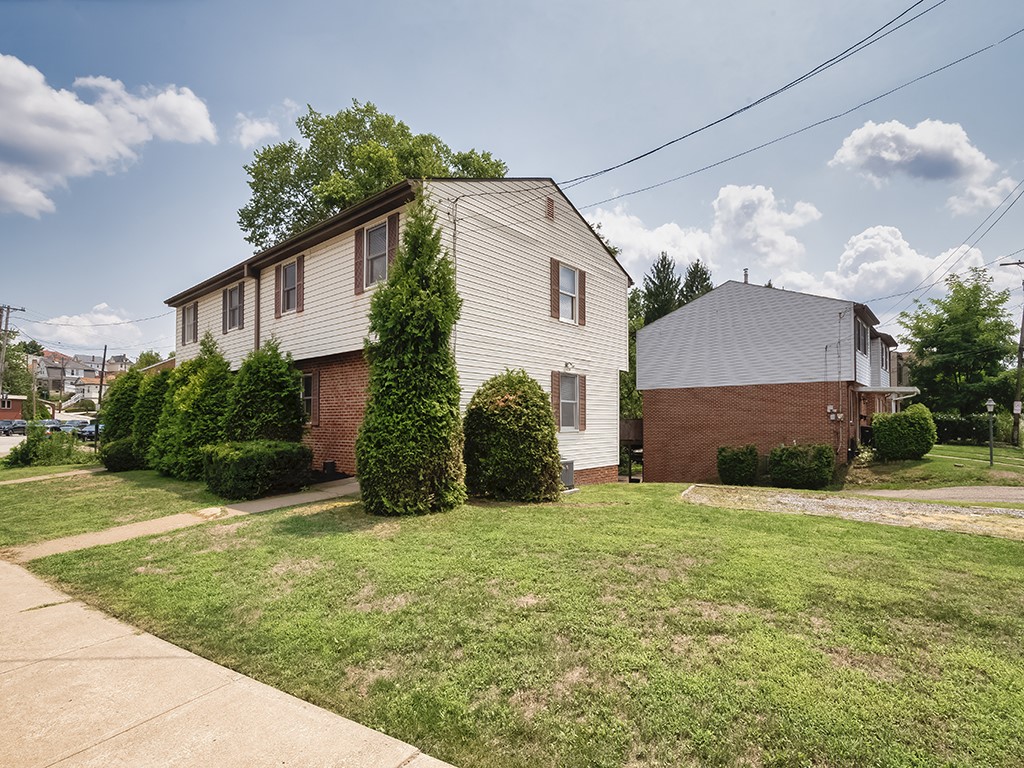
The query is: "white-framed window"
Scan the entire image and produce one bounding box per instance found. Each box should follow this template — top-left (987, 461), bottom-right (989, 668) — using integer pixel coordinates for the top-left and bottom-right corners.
top-left (365, 223), bottom-right (388, 287)
top-left (881, 345), bottom-right (890, 370)
top-left (302, 373), bottom-right (314, 422)
top-left (0, 398), bottom-right (10, 410)
top-left (226, 284), bottom-right (242, 330)
top-left (183, 302), bottom-right (198, 344)
top-left (282, 262), bottom-right (297, 312)
top-left (559, 265), bottom-right (577, 322)
top-left (560, 372), bottom-right (578, 430)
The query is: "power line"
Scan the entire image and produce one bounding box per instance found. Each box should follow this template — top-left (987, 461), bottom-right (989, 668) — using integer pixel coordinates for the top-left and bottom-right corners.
top-left (561, 0), bottom-right (947, 188)
top-left (18, 309), bottom-right (174, 327)
top-left (581, 25), bottom-right (1024, 210)
top-left (866, 246), bottom-right (1024, 304)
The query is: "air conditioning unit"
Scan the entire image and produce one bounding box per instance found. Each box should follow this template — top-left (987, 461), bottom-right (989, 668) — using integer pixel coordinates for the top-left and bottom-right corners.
top-left (560, 459), bottom-right (574, 490)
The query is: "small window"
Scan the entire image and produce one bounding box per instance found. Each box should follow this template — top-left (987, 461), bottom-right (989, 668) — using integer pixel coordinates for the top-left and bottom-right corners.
top-left (281, 262), bottom-right (297, 313)
top-left (560, 373), bottom-right (578, 430)
top-left (559, 265), bottom-right (577, 322)
top-left (0, 398), bottom-right (10, 410)
top-left (183, 303), bottom-right (198, 344)
top-left (855, 320), bottom-right (869, 355)
top-left (365, 223), bottom-right (388, 287)
top-left (226, 284), bottom-right (242, 330)
top-left (302, 373), bottom-right (314, 422)
top-left (881, 346), bottom-right (890, 370)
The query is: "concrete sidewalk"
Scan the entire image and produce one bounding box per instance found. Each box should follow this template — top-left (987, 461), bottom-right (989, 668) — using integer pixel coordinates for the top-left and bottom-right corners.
top-left (8, 477), bottom-right (362, 563)
top-left (0, 559), bottom-right (453, 767)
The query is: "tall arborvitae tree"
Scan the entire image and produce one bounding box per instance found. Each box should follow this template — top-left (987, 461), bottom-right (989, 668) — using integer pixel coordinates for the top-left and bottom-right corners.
top-left (149, 333), bottom-right (232, 479)
top-left (133, 369), bottom-right (171, 467)
top-left (99, 367), bottom-right (143, 443)
top-left (679, 259), bottom-right (714, 305)
top-left (223, 338), bottom-right (305, 442)
top-left (356, 193), bottom-right (466, 516)
top-left (642, 251), bottom-right (682, 326)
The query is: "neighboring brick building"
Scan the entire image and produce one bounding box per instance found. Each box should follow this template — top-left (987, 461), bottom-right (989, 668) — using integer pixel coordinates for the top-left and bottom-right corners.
top-left (0, 394), bottom-right (27, 421)
top-left (166, 178), bottom-right (630, 483)
top-left (636, 281), bottom-right (917, 483)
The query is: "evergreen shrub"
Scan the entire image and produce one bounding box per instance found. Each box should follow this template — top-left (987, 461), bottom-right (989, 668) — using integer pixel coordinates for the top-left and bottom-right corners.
top-left (872, 403), bottom-right (937, 460)
top-left (768, 444), bottom-right (835, 489)
top-left (100, 438), bottom-right (143, 472)
top-left (132, 370), bottom-right (171, 467)
top-left (201, 440), bottom-right (312, 500)
top-left (5, 425), bottom-right (93, 467)
top-left (100, 368), bottom-right (143, 443)
top-left (717, 445), bottom-right (759, 485)
top-left (222, 339), bottom-right (305, 442)
top-left (464, 369), bottom-right (562, 502)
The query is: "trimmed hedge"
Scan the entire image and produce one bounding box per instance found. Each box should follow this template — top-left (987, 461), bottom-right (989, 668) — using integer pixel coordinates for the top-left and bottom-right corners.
top-left (100, 438), bottom-right (144, 472)
top-left (768, 444), bottom-right (835, 489)
top-left (463, 369), bottom-right (562, 502)
top-left (201, 440), bottom-right (312, 500)
top-left (872, 403), bottom-right (937, 460)
top-left (717, 445), bottom-right (758, 485)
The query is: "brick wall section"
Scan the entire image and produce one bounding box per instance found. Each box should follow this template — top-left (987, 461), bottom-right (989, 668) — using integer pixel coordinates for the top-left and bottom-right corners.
top-left (0, 400), bottom-right (24, 420)
top-left (573, 464), bottom-right (618, 486)
top-left (300, 351), bottom-right (369, 475)
top-left (642, 381), bottom-right (853, 484)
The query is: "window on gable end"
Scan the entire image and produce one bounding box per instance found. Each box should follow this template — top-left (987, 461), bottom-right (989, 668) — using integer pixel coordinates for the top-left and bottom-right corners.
top-left (559, 265), bottom-right (577, 322)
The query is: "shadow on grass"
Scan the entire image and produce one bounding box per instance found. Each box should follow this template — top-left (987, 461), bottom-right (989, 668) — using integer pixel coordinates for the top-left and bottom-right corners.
top-left (271, 500), bottom-right (394, 537)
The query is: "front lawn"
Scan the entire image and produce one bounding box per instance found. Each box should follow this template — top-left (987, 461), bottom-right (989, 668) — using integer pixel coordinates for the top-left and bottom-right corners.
top-left (30, 483), bottom-right (1024, 767)
top-left (0, 470), bottom-right (226, 547)
top-left (842, 443), bottom-right (1024, 489)
top-left (0, 462), bottom-right (101, 482)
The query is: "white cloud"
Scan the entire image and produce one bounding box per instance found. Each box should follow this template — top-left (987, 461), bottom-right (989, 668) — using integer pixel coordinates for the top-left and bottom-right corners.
top-left (233, 99), bottom-right (301, 149)
top-left (234, 115), bottom-right (280, 149)
top-left (0, 54), bottom-right (217, 217)
top-left (830, 119), bottom-right (1016, 215)
top-left (588, 184), bottom-right (820, 281)
top-left (18, 304), bottom-right (146, 352)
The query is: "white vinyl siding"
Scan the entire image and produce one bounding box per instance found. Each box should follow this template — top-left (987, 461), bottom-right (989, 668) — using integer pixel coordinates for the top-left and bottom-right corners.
top-left (638, 281), bottom-right (861, 390)
top-left (426, 179), bottom-right (628, 472)
top-left (175, 276), bottom-right (257, 368)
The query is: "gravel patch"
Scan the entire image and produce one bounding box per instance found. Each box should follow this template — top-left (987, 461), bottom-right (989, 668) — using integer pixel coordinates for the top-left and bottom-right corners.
top-left (681, 484), bottom-right (1024, 541)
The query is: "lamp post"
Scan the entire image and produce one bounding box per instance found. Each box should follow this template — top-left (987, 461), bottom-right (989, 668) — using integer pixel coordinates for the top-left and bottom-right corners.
top-left (986, 398), bottom-right (996, 467)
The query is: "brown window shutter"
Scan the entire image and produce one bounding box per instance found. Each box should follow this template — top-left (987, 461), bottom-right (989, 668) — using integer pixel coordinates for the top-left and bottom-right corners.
top-left (551, 371), bottom-right (560, 429)
top-left (222, 289), bottom-right (228, 334)
top-left (296, 255), bottom-right (305, 313)
top-left (238, 282), bottom-right (245, 330)
top-left (579, 375), bottom-right (586, 431)
top-left (550, 259), bottom-right (559, 318)
top-left (181, 307), bottom-right (186, 345)
top-left (387, 213), bottom-right (399, 267)
top-left (354, 228), bottom-right (365, 295)
top-left (578, 270), bottom-right (586, 327)
top-left (311, 369), bottom-right (320, 427)
top-left (191, 303), bottom-right (198, 343)
top-left (546, 197), bottom-right (554, 219)
top-left (274, 265), bottom-right (282, 318)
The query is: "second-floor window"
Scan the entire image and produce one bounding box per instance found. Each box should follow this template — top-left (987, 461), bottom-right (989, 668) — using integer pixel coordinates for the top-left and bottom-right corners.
top-left (856, 320), bottom-right (869, 355)
top-left (366, 223), bottom-right (388, 287)
top-left (559, 265), bottom-right (577, 322)
top-left (881, 346), bottom-right (890, 370)
top-left (226, 284), bottom-right (243, 330)
top-left (283, 262), bottom-right (298, 312)
top-left (183, 302), bottom-right (198, 344)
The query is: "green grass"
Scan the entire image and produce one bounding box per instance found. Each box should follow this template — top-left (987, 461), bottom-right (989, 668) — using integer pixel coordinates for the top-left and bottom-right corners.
top-left (0, 470), bottom-right (226, 547)
top-left (843, 443), bottom-right (1024, 490)
top-left (0, 462), bottom-right (101, 482)
top-left (30, 484), bottom-right (1024, 767)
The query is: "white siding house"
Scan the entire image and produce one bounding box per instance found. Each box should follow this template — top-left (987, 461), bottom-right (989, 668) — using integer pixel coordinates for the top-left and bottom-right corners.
top-left (167, 178), bottom-right (630, 484)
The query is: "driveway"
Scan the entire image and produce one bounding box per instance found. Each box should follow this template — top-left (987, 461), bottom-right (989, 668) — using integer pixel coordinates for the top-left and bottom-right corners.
top-left (0, 435), bottom-right (25, 457)
top-left (682, 484), bottom-right (1024, 541)
top-left (853, 485), bottom-right (1024, 505)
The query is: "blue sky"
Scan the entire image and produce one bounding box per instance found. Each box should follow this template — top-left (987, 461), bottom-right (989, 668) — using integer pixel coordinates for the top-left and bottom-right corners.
top-left (3, 0), bottom-right (1023, 358)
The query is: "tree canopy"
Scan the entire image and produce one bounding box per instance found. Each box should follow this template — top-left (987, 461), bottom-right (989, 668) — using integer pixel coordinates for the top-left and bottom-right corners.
top-left (899, 267), bottom-right (1018, 416)
top-left (642, 252), bottom-right (682, 326)
top-left (237, 100), bottom-right (508, 251)
top-left (680, 259), bottom-right (714, 305)
top-left (133, 350), bottom-right (162, 369)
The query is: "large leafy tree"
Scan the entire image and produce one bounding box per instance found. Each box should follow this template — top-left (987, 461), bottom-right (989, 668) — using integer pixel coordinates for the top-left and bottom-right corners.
top-left (680, 259), bottom-right (714, 305)
top-left (356, 193), bottom-right (466, 516)
top-left (899, 267), bottom-right (1017, 416)
top-left (238, 101), bottom-right (507, 251)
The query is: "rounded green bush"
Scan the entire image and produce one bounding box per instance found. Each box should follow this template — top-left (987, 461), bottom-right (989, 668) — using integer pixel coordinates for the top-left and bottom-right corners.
top-left (464, 369), bottom-right (562, 502)
top-left (717, 445), bottom-right (758, 485)
top-left (100, 438), bottom-right (143, 472)
top-left (872, 403), bottom-right (937, 460)
top-left (768, 444), bottom-right (835, 489)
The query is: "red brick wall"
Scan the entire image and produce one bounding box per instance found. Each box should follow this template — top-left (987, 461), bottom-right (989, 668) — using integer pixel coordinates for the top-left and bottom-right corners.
top-left (0, 399), bottom-right (24, 420)
top-left (300, 352), bottom-right (369, 475)
top-left (642, 381), bottom-right (854, 483)
top-left (573, 464), bottom-right (618, 486)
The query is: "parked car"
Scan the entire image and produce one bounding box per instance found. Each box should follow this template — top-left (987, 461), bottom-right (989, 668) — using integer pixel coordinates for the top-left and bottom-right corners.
top-left (0, 419), bottom-right (13, 436)
top-left (77, 423), bottom-right (104, 440)
top-left (60, 420), bottom-right (90, 434)
top-left (9, 420), bottom-right (27, 435)
top-left (40, 419), bottom-right (64, 433)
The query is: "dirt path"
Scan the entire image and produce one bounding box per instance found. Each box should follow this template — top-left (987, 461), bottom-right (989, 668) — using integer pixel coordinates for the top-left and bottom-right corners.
top-left (682, 484), bottom-right (1024, 541)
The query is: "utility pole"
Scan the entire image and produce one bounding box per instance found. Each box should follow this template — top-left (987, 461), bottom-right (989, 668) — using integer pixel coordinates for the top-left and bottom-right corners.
top-left (0, 304), bottom-right (27, 396)
top-left (999, 263), bottom-right (1024, 446)
top-left (95, 345), bottom-right (107, 449)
